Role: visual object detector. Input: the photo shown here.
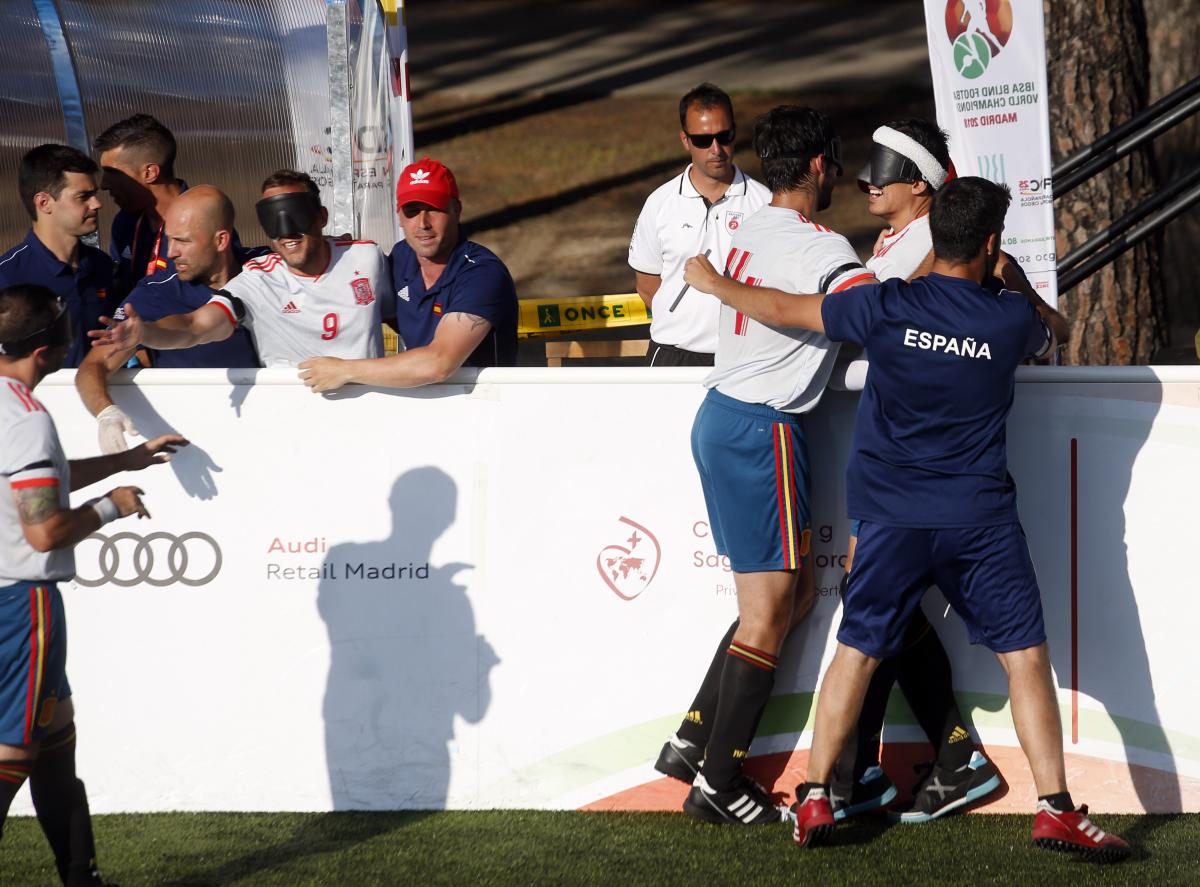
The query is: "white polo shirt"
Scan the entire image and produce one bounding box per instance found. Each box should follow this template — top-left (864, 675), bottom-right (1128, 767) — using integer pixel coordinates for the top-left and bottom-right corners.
top-left (629, 165), bottom-right (769, 353)
top-left (866, 213), bottom-right (932, 282)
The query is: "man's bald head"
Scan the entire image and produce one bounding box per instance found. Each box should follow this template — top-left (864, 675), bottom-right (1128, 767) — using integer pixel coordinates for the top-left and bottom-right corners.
top-left (164, 185), bottom-right (238, 285)
top-left (168, 185), bottom-right (235, 235)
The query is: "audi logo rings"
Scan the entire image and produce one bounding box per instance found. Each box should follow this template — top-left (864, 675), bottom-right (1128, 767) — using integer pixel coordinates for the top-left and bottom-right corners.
top-left (75, 532), bottom-right (222, 588)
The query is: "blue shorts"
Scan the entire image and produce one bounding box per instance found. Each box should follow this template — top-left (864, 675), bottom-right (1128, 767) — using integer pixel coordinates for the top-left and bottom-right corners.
top-left (691, 388), bottom-right (811, 573)
top-left (0, 582), bottom-right (70, 746)
top-left (837, 522), bottom-right (1046, 658)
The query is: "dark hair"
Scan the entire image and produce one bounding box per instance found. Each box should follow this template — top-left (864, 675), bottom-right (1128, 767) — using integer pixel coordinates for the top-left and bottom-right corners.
top-left (94, 114), bottom-right (177, 178)
top-left (753, 105), bottom-right (834, 193)
top-left (885, 117), bottom-right (951, 191)
top-left (260, 169), bottom-right (322, 201)
top-left (678, 82), bottom-right (734, 130)
top-left (930, 176), bottom-right (1011, 262)
top-left (17, 144), bottom-right (98, 220)
top-left (0, 284), bottom-right (59, 345)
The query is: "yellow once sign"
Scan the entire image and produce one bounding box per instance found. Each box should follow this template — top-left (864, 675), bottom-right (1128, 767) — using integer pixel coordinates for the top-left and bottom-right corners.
top-left (519, 294), bottom-right (650, 339)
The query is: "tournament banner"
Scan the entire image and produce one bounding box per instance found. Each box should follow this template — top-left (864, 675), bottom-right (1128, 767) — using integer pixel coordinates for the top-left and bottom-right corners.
top-left (11, 368), bottom-right (1200, 815)
top-left (924, 1), bottom-right (1059, 306)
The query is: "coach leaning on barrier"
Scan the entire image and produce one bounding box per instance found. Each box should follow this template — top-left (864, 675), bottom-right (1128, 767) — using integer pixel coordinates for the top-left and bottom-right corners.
top-left (628, 83), bottom-right (769, 367)
top-left (297, 157), bottom-right (518, 392)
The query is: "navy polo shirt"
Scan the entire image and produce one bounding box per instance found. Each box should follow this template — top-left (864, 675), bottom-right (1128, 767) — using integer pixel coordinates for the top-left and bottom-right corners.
top-left (110, 205), bottom-right (170, 294)
top-left (123, 279), bottom-right (259, 371)
top-left (821, 273), bottom-right (1051, 528)
top-left (390, 238), bottom-right (517, 367)
top-left (109, 180), bottom-right (188, 298)
top-left (0, 230), bottom-right (114, 368)
top-left (120, 248), bottom-right (268, 368)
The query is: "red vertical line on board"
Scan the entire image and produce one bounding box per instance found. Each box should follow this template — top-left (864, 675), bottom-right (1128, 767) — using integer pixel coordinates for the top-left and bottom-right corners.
top-left (1070, 437), bottom-right (1079, 744)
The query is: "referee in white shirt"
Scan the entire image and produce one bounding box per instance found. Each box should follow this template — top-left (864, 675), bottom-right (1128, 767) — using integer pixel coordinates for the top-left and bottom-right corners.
top-left (628, 83), bottom-right (769, 366)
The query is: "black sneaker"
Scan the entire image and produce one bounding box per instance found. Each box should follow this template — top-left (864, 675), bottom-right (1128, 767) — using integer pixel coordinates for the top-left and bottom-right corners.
top-left (683, 773), bottom-right (789, 825)
top-left (654, 733), bottom-right (703, 783)
top-left (891, 751), bottom-right (1001, 823)
top-left (830, 764), bottom-right (898, 820)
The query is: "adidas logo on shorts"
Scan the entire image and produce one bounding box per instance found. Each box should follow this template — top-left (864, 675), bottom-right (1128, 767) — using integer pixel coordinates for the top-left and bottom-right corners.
top-left (282, 301), bottom-right (300, 314)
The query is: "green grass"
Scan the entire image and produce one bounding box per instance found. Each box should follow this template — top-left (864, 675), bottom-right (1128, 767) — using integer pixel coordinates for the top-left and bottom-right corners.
top-left (2, 811), bottom-right (1196, 886)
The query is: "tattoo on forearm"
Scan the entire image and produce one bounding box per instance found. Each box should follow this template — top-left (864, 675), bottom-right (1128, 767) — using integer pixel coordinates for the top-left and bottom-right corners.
top-left (15, 486), bottom-right (59, 525)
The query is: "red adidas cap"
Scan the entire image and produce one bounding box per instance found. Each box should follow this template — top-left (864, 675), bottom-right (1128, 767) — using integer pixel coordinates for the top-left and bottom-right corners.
top-left (395, 157), bottom-right (459, 211)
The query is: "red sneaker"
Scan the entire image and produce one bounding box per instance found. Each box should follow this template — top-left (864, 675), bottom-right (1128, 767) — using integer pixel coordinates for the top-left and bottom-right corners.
top-left (1031, 801), bottom-right (1131, 863)
top-left (792, 789), bottom-right (835, 848)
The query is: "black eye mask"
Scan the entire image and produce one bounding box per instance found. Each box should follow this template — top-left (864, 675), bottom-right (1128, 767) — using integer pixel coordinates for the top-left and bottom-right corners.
top-left (255, 192), bottom-right (321, 240)
top-left (0, 299), bottom-right (73, 357)
top-left (856, 143), bottom-right (924, 192)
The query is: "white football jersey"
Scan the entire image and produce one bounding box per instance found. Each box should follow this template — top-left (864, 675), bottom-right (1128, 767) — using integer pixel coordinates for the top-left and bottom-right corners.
top-left (0, 378), bottom-right (73, 584)
top-left (865, 214), bottom-right (932, 282)
top-left (704, 206), bottom-right (873, 413)
top-left (211, 239), bottom-right (395, 367)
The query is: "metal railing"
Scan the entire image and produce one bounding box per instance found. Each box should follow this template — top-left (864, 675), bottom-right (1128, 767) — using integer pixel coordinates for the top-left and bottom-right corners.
top-left (1053, 76), bottom-right (1200, 199)
top-left (1054, 75), bottom-right (1200, 294)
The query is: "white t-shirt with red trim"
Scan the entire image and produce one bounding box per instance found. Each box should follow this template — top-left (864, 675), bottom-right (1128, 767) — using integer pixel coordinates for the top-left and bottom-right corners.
top-left (210, 239), bottom-right (395, 367)
top-left (866, 214), bottom-right (932, 282)
top-left (704, 205), bottom-right (873, 413)
top-left (0, 378), bottom-right (72, 584)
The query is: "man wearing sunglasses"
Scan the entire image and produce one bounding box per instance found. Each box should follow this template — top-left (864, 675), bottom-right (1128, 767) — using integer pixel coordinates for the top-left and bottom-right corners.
top-left (629, 83), bottom-right (769, 366)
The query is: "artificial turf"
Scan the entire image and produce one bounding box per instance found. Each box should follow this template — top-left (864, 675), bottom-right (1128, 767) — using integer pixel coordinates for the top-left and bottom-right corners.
top-left (1, 811), bottom-right (1195, 886)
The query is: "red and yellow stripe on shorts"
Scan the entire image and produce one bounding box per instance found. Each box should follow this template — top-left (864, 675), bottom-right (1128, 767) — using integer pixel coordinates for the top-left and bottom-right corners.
top-left (23, 584), bottom-right (51, 745)
top-left (771, 423), bottom-right (810, 571)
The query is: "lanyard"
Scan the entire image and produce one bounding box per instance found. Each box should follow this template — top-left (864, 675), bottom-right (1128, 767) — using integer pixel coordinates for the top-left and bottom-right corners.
top-left (131, 214), bottom-right (168, 279)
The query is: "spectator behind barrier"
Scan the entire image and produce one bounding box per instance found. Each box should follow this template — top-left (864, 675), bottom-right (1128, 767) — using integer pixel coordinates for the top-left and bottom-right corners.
top-left (297, 156), bottom-right (517, 393)
top-left (0, 144), bottom-right (113, 368)
top-left (94, 114), bottom-right (186, 297)
top-left (76, 185), bottom-right (263, 454)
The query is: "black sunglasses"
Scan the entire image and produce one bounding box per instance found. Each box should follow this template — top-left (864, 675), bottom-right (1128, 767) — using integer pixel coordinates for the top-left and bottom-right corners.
top-left (686, 128), bottom-right (736, 149)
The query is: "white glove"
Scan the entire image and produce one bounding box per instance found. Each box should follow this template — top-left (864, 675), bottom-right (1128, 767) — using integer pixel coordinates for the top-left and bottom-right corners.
top-left (97, 405), bottom-right (140, 454)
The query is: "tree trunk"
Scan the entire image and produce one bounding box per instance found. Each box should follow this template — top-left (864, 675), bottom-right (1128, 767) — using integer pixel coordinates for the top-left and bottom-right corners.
top-left (1045, 0), bottom-right (1164, 364)
top-left (1143, 0), bottom-right (1200, 353)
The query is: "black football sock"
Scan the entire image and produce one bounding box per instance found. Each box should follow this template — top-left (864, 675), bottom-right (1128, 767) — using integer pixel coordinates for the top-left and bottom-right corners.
top-left (676, 619), bottom-right (740, 747)
top-left (1038, 791), bottom-right (1075, 813)
top-left (895, 609), bottom-right (975, 770)
top-left (837, 652), bottom-right (901, 783)
top-left (0, 758), bottom-right (33, 839)
top-left (29, 723), bottom-right (100, 887)
top-left (701, 640), bottom-right (778, 790)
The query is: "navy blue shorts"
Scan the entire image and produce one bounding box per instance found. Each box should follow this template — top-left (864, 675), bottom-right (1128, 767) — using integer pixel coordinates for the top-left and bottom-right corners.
top-left (0, 582), bottom-right (70, 746)
top-left (836, 522), bottom-right (1046, 658)
top-left (691, 388), bottom-right (811, 573)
